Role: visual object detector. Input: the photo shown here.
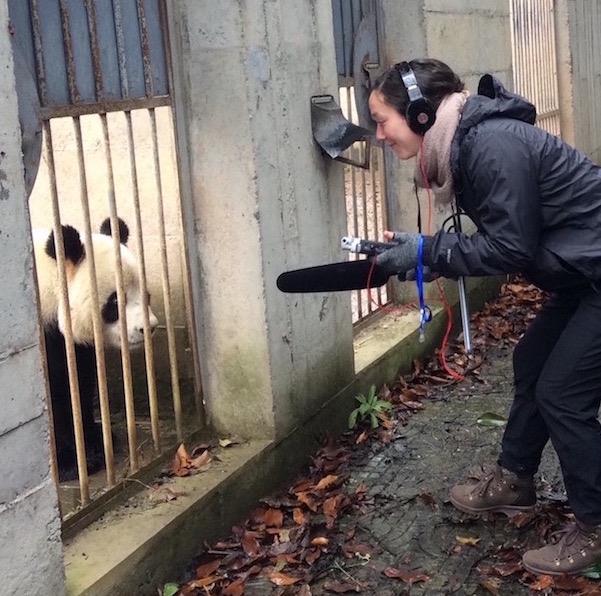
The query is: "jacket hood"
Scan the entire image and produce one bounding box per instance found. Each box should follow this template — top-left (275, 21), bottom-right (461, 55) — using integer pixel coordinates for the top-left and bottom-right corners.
top-left (457, 74), bottom-right (536, 141)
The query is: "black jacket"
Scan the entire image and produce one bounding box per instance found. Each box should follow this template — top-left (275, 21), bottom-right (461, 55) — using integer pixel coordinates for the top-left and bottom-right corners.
top-left (426, 74), bottom-right (601, 291)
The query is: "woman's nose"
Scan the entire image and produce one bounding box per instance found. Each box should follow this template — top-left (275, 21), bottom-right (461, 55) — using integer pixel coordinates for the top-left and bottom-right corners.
top-left (375, 124), bottom-right (385, 142)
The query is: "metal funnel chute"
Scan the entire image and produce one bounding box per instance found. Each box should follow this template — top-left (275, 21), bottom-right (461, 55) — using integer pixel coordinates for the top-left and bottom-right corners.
top-left (310, 95), bottom-right (372, 169)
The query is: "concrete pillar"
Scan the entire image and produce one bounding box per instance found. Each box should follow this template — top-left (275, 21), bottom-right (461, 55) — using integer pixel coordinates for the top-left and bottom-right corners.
top-left (0, 1), bottom-right (65, 593)
top-left (167, 1), bottom-right (354, 439)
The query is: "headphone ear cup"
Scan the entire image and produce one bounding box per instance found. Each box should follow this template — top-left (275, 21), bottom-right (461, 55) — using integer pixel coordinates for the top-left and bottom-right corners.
top-left (406, 98), bottom-right (436, 135)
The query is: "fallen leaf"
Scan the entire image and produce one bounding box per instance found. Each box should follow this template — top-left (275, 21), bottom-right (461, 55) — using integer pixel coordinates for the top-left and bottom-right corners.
top-left (311, 536), bottom-right (329, 547)
top-left (196, 558), bottom-right (221, 579)
top-left (263, 508), bottom-right (284, 528)
top-left (241, 531), bottom-right (261, 557)
top-left (383, 567), bottom-right (430, 585)
top-left (297, 585), bottom-right (313, 596)
top-left (293, 507), bottom-right (309, 525)
top-left (268, 571), bottom-right (300, 586)
top-left (162, 583), bottom-right (179, 596)
top-left (219, 438), bottom-right (239, 448)
top-left (323, 494), bottom-right (346, 528)
top-left (491, 561), bottom-right (522, 577)
top-left (529, 575), bottom-right (554, 591)
top-left (297, 492), bottom-right (319, 512)
top-left (355, 431), bottom-right (368, 444)
top-left (315, 475), bottom-right (339, 491)
top-left (222, 579), bottom-right (245, 596)
top-left (476, 412), bottom-right (507, 427)
top-left (323, 580), bottom-right (362, 593)
top-left (418, 492), bottom-right (437, 510)
top-left (456, 535), bottom-right (481, 546)
top-left (479, 577), bottom-right (501, 595)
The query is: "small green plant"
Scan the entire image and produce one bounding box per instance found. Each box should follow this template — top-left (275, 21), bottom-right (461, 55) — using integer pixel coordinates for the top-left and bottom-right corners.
top-left (348, 385), bottom-right (392, 430)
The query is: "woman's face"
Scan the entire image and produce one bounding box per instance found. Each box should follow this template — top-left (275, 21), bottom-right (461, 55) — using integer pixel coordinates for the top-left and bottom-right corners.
top-left (369, 90), bottom-right (422, 160)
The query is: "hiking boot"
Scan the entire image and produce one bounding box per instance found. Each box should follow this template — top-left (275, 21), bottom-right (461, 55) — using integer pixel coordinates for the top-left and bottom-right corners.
top-left (522, 520), bottom-right (601, 575)
top-left (449, 462), bottom-right (536, 517)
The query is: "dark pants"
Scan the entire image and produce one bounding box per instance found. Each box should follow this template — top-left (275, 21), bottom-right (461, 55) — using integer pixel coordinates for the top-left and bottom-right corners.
top-left (499, 287), bottom-right (601, 525)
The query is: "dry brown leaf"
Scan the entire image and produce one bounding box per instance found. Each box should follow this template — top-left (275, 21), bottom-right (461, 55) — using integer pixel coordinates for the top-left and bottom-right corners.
top-left (296, 492), bottom-right (319, 512)
top-left (268, 571), bottom-right (300, 586)
top-left (241, 531), bottom-right (261, 557)
top-left (196, 558), bottom-right (222, 579)
top-left (297, 585), bottom-right (313, 596)
top-left (355, 431), bottom-right (368, 444)
top-left (263, 508), bottom-right (284, 528)
top-left (479, 577), bottom-right (501, 595)
top-left (529, 575), bottom-right (554, 591)
top-left (314, 475), bottom-right (339, 491)
top-left (323, 580), bottom-right (363, 593)
top-left (222, 578), bottom-right (245, 596)
top-left (311, 536), bottom-right (329, 547)
top-left (383, 567), bottom-right (430, 585)
top-left (293, 507), bottom-right (309, 525)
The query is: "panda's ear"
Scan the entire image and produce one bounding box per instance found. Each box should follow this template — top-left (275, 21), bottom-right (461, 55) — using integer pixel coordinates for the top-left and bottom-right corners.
top-left (45, 225), bottom-right (85, 265)
top-left (99, 217), bottom-right (129, 245)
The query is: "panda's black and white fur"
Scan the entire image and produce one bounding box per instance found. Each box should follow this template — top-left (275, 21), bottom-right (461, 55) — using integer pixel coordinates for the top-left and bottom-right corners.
top-left (33, 218), bottom-right (158, 481)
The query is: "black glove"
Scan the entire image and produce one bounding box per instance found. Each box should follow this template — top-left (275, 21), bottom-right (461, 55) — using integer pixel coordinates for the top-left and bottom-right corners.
top-left (376, 232), bottom-right (420, 273)
top-left (401, 266), bottom-right (440, 283)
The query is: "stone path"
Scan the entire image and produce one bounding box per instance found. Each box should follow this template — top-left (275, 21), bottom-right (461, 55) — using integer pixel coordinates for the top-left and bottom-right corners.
top-left (247, 342), bottom-right (566, 595)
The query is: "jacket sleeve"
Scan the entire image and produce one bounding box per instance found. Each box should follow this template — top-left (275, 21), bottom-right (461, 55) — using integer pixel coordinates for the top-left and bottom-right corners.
top-left (425, 129), bottom-right (541, 277)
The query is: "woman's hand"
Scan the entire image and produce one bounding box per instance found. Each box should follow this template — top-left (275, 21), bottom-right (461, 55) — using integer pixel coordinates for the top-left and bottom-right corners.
top-left (376, 231), bottom-right (420, 273)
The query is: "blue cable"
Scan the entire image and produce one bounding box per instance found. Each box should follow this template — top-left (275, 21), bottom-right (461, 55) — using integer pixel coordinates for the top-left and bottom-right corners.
top-left (416, 235), bottom-right (432, 342)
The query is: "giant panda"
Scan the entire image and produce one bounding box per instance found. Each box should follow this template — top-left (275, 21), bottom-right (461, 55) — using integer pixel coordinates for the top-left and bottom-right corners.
top-left (33, 217), bottom-right (158, 481)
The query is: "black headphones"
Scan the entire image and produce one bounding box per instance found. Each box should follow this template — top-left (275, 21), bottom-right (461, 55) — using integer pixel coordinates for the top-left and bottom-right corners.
top-left (395, 61), bottom-right (436, 135)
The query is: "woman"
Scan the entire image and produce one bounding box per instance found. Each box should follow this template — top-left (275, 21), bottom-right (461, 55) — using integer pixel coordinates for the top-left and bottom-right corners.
top-left (370, 58), bottom-right (601, 575)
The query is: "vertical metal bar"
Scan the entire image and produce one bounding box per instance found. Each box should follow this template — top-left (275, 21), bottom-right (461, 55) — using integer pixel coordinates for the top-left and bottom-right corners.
top-left (72, 116), bottom-right (116, 487)
top-left (125, 110), bottom-right (161, 453)
top-left (370, 147), bottom-right (383, 307)
top-left (112, 0), bottom-right (130, 97)
top-left (44, 121), bottom-right (90, 505)
top-left (84, 0), bottom-right (104, 100)
top-left (136, 0), bottom-right (155, 96)
top-left (149, 108), bottom-right (183, 440)
top-left (100, 113), bottom-right (139, 472)
top-left (160, 2), bottom-right (205, 421)
top-left (360, 142), bottom-right (370, 314)
top-left (28, 0), bottom-right (48, 106)
top-left (347, 87), bottom-right (362, 321)
top-left (58, 0), bottom-right (81, 103)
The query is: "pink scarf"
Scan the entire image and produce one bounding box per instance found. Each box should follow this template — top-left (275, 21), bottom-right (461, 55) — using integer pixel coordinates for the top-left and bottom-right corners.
top-left (414, 90), bottom-right (470, 205)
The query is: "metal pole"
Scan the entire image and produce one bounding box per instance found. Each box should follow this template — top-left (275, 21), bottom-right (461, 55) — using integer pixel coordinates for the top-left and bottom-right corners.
top-left (453, 207), bottom-right (472, 353)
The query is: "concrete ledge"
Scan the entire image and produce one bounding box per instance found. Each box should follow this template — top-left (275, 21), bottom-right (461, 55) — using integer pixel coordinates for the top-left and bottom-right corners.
top-left (64, 277), bottom-right (501, 595)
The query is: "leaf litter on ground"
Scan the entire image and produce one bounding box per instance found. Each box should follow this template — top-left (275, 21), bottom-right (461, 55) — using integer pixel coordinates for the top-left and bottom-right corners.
top-left (170, 279), bottom-right (600, 594)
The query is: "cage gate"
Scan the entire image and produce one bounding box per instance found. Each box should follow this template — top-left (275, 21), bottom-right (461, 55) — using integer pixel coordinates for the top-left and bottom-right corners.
top-left (8, 0), bottom-right (204, 522)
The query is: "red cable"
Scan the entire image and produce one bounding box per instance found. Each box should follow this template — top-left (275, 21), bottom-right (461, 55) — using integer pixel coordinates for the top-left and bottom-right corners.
top-left (418, 138), bottom-right (464, 382)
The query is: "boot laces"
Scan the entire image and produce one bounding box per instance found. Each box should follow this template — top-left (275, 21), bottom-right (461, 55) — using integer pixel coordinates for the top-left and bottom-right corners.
top-left (468, 463), bottom-right (505, 498)
top-left (550, 522), bottom-right (597, 562)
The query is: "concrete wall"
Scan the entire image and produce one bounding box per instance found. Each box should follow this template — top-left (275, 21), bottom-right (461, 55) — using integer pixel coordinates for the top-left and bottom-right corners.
top-left (554, 0), bottom-right (601, 162)
top-left (167, 0), bottom-right (354, 439)
top-left (0, 1), bottom-right (64, 593)
top-left (377, 0), bottom-right (511, 302)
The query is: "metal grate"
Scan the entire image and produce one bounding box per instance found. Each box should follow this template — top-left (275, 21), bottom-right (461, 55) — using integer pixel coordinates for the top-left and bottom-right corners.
top-left (10, 0), bottom-right (204, 518)
top-left (510, 0), bottom-right (561, 136)
top-left (339, 88), bottom-right (389, 325)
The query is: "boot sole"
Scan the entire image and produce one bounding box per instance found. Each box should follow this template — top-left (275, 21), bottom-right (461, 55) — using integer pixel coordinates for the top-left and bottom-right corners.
top-left (522, 560), bottom-right (597, 577)
top-left (449, 494), bottom-right (536, 518)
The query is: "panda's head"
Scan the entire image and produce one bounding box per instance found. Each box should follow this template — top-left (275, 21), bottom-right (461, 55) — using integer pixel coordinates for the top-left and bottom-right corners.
top-left (44, 218), bottom-right (159, 349)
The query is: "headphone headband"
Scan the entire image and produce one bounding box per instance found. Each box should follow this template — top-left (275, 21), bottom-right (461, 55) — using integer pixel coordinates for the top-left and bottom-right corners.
top-left (394, 61), bottom-right (436, 135)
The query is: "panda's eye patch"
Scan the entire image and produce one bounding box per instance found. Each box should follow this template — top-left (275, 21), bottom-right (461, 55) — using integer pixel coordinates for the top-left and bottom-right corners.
top-left (101, 291), bottom-right (119, 324)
